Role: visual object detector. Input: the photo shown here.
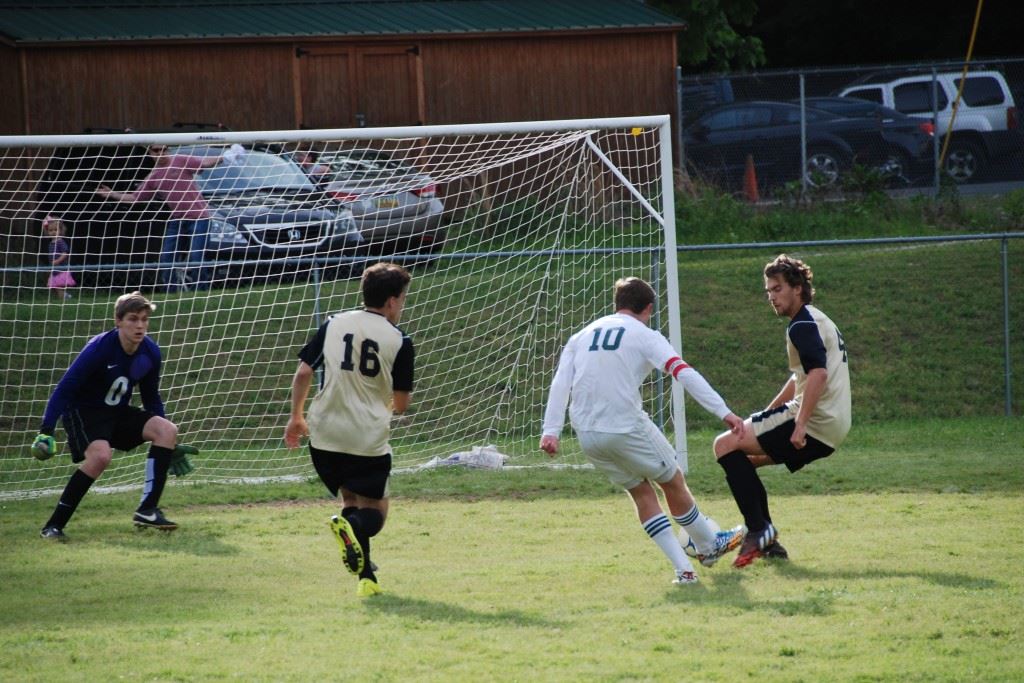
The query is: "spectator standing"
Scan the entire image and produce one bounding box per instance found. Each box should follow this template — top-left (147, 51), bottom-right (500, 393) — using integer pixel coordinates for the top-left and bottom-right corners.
top-left (97, 144), bottom-right (240, 291)
top-left (42, 215), bottom-right (75, 300)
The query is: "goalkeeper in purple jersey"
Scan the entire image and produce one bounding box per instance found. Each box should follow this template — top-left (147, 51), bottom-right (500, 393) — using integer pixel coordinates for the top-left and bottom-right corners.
top-left (32, 292), bottom-right (186, 541)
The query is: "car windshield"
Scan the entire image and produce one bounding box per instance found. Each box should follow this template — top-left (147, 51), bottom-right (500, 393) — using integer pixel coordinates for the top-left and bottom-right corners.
top-left (323, 151), bottom-right (413, 181)
top-left (197, 152), bottom-right (314, 194)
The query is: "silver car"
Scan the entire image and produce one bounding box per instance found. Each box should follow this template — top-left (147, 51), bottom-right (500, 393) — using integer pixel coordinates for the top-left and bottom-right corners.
top-left (314, 148), bottom-right (446, 261)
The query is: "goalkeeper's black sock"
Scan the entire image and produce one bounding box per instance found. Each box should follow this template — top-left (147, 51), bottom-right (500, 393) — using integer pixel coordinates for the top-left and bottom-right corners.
top-left (341, 506), bottom-right (358, 520)
top-left (718, 450), bottom-right (769, 533)
top-left (45, 468), bottom-right (95, 529)
top-left (137, 445), bottom-right (173, 511)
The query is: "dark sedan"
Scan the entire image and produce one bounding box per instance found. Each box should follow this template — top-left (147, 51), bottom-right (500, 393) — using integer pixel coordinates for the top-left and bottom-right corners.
top-left (799, 97), bottom-right (936, 183)
top-left (193, 148), bottom-right (364, 280)
top-left (683, 100), bottom-right (934, 190)
top-left (34, 144), bottom-right (363, 288)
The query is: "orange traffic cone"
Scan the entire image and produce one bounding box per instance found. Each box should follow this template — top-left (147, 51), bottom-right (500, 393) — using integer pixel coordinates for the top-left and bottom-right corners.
top-left (743, 154), bottom-right (760, 203)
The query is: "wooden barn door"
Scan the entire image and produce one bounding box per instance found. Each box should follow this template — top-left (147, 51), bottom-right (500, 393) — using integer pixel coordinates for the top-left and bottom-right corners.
top-left (295, 44), bottom-right (423, 129)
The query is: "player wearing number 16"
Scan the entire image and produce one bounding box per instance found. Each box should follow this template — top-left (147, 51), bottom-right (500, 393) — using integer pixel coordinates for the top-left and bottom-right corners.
top-left (34, 292), bottom-right (182, 541)
top-left (284, 263), bottom-right (414, 597)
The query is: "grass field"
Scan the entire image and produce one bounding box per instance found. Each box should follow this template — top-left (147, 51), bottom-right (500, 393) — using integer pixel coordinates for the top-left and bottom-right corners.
top-left (2, 418), bottom-right (1021, 682)
top-left (3, 237), bottom-right (1022, 495)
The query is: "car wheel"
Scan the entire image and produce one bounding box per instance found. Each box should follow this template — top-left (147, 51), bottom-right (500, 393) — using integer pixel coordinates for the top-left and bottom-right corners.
top-left (943, 139), bottom-right (984, 183)
top-left (804, 147), bottom-right (845, 187)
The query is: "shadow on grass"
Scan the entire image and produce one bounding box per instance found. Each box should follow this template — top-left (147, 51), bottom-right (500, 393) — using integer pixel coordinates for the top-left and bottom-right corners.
top-left (363, 594), bottom-right (565, 628)
top-left (665, 560), bottom-right (1000, 616)
top-left (772, 561), bottom-right (1000, 590)
top-left (101, 527), bottom-right (240, 557)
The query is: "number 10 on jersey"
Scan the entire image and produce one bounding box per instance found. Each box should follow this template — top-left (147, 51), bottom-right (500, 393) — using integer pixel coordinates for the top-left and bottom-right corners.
top-left (588, 327), bottom-right (624, 351)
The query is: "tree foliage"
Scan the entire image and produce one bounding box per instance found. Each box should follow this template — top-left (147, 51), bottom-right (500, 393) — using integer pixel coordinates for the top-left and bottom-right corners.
top-left (649, 0), bottom-right (765, 71)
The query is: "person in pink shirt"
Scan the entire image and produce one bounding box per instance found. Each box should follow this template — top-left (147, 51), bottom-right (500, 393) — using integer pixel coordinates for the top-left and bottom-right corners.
top-left (97, 145), bottom-right (223, 291)
top-left (43, 215), bottom-right (76, 300)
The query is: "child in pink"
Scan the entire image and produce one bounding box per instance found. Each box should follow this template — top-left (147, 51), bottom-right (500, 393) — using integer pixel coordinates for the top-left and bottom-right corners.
top-left (43, 215), bottom-right (75, 300)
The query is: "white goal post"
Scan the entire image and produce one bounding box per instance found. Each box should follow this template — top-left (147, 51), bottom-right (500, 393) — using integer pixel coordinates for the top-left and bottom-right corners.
top-left (0, 115), bottom-right (686, 499)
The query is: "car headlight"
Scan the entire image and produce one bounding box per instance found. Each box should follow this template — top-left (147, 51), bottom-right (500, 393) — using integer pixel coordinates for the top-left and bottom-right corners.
top-left (208, 217), bottom-right (247, 245)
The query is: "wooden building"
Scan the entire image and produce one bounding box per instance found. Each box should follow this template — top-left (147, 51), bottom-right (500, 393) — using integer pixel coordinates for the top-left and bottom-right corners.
top-left (0, 0), bottom-right (685, 135)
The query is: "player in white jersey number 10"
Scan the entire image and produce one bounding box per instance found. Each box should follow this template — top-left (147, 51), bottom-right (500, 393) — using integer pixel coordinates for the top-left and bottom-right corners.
top-left (541, 277), bottom-right (746, 585)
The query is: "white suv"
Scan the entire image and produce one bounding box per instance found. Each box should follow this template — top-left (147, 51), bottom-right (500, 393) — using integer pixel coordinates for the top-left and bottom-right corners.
top-left (839, 70), bottom-right (1021, 182)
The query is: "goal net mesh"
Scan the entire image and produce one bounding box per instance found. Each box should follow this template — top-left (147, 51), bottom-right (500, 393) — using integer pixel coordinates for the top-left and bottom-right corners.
top-left (0, 120), bottom-right (674, 499)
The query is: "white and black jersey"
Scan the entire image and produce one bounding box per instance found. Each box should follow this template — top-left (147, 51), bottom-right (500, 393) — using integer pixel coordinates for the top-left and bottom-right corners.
top-left (299, 310), bottom-right (414, 457)
top-left (542, 313), bottom-right (731, 437)
top-left (785, 304), bottom-right (851, 448)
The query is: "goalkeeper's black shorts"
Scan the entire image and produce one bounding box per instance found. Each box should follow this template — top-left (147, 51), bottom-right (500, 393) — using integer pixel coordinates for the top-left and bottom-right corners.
top-left (309, 444), bottom-right (391, 500)
top-left (62, 406), bottom-right (155, 463)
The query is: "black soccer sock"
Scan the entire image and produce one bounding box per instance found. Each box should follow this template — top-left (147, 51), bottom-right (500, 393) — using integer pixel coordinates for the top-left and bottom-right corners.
top-left (759, 484), bottom-right (772, 526)
top-left (718, 450), bottom-right (769, 533)
top-left (137, 445), bottom-right (173, 511)
top-left (350, 508), bottom-right (385, 580)
top-left (44, 468), bottom-right (96, 530)
top-left (341, 506), bottom-right (358, 520)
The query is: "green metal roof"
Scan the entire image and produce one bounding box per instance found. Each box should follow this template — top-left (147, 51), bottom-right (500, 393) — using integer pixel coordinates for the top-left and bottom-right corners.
top-left (0, 1), bottom-right (684, 44)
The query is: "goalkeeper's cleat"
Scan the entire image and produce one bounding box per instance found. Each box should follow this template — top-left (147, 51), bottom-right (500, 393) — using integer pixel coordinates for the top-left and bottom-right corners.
top-left (672, 569), bottom-right (699, 585)
top-left (697, 525), bottom-right (745, 567)
top-left (31, 434), bottom-right (57, 461)
top-left (329, 515), bottom-right (364, 575)
top-left (762, 540), bottom-right (789, 560)
top-left (733, 524), bottom-right (777, 569)
top-left (40, 526), bottom-right (67, 541)
top-left (133, 508), bottom-right (178, 530)
top-left (356, 578), bottom-right (383, 597)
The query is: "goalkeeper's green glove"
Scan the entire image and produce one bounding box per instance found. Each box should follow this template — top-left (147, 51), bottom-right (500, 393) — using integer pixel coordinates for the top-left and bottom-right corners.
top-left (31, 433), bottom-right (57, 461)
top-left (169, 444), bottom-right (198, 477)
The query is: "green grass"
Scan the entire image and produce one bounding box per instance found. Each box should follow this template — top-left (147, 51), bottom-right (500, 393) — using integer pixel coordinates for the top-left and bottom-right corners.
top-left (1, 418), bottom-right (1021, 681)
top-left (2, 233), bottom-right (1022, 497)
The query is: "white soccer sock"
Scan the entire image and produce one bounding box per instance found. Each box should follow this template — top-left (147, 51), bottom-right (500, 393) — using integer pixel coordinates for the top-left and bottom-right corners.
top-left (643, 513), bottom-right (694, 573)
top-left (673, 505), bottom-right (716, 553)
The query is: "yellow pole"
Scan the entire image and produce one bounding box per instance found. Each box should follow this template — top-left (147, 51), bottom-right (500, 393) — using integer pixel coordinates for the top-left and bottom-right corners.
top-left (939, 0), bottom-right (985, 169)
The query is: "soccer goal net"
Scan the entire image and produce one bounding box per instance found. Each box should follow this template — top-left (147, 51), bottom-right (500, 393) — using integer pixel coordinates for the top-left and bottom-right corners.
top-left (0, 116), bottom-right (684, 499)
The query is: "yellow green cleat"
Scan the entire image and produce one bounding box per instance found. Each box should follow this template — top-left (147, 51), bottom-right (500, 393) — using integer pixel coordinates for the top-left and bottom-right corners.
top-left (357, 578), bottom-right (383, 597)
top-left (329, 515), bottom-right (364, 575)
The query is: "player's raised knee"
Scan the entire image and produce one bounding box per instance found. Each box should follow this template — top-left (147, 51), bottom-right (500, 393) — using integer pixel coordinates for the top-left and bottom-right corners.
top-left (713, 431), bottom-right (736, 458)
top-left (145, 416), bottom-right (178, 445)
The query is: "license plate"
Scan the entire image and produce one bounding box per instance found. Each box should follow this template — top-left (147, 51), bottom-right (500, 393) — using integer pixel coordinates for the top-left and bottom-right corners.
top-left (374, 196), bottom-right (400, 209)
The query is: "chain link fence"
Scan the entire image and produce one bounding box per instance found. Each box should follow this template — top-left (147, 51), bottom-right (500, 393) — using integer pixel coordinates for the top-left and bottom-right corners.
top-left (677, 57), bottom-right (1024, 198)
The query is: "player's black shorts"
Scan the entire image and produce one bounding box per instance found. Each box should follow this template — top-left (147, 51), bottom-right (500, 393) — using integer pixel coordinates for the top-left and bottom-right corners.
top-left (62, 405), bottom-right (156, 463)
top-left (309, 444), bottom-right (391, 500)
top-left (752, 406), bottom-right (835, 473)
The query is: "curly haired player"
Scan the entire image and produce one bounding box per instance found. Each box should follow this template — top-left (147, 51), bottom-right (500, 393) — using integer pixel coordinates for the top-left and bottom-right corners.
top-left (713, 254), bottom-right (851, 567)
